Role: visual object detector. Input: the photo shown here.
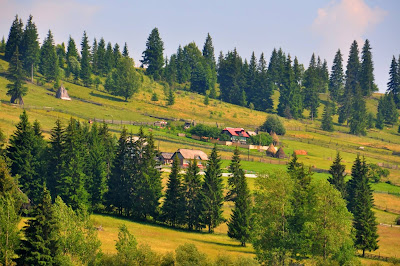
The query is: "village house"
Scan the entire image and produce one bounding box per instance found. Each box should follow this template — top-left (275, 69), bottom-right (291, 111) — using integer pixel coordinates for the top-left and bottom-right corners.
top-left (222, 127), bottom-right (250, 143)
top-left (159, 152), bottom-right (174, 165)
top-left (172, 149), bottom-right (208, 169)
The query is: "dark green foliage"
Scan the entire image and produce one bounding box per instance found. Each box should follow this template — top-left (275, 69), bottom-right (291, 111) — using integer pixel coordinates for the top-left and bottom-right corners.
top-left (347, 155), bottom-right (379, 256)
top-left (16, 187), bottom-right (59, 265)
top-left (167, 87), bottom-right (175, 105)
top-left (202, 33), bottom-right (217, 95)
top-left (66, 36), bottom-right (80, 79)
top-left (190, 60), bottom-right (208, 94)
top-left (366, 112), bottom-right (375, 129)
top-left (260, 114), bottom-right (286, 135)
top-left (184, 159), bottom-right (204, 231)
top-left (56, 43), bottom-right (66, 69)
top-left (201, 145), bottom-right (224, 233)
top-left (151, 92), bottom-right (158, 101)
top-left (378, 93), bottom-right (398, 125)
top-left (328, 152), bottom-right (347, 198)
top-left (203, 94), bottom-right (209, 105)
top-left (303, 54), bottom-right (320, 118)
top-left (360, 39), bottom-right (376, 96)
top-left (122, 42), bottom-right (129, 57)
top-left (177, 45), bottom-right (190, 83)
top-left (105, 57), bottom-right (141, 101)
top-left (189, 124), bottom-right (221, 139)
top-left (349, 85), bottom-right (367, 135)
top-left (162, 155), bottom-right (186, 227)
top-left (367, 163), bottom-right (389, 183)
top-left (47, 119), bottom-right (64, 198)
top-left (141, 27), bottom-right (164, 80)
top-left (105, 42), bottom-right (114, 74)
top-left (20, 15), bottom-right (40, 81)
top-left (80, 31), bottom-right (92, 87)
top-left (227, 147), bottom-right (251, 246)
top-left (95, 38), bottom-right (106, 75)
top-left (0, 194), bottom-right (20, 265)
top-left (7, 110), bottom-right (44, 204)
top-left (5, 15), bottom-right (23, 61)
top-left (253, 53), bottom-right (273, 111)
top-left (329, 49), bottom-right (344, 102)
top-left (113, 43), bottom-right (122, 67)
top-left (6, 46), bottom-right (27, 104)
top-left (321, 102), bottom-right (334, 132)
top-left (387, 56), bottom-right (400, 107)
top-left (164, 54), bottom-right (177, 85)
top-left (247, 132), bottom-right (272, 146)
top-left (375, 109), bottom-right (384, 129)
top-left (0, 36), bottom-right (6, 53)
top-left (40, 30), bottom-right (59, 82)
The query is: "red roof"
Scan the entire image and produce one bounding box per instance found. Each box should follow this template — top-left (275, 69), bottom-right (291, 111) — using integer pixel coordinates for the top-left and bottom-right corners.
top-left (223, 128), bottom-right (250, 138)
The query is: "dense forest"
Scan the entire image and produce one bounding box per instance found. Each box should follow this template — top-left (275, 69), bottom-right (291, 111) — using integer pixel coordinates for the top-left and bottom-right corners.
top-left (1, 15), bottom-right (400, 136)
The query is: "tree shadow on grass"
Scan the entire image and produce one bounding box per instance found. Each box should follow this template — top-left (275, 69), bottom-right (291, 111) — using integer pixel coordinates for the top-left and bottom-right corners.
top-left (90, 91), bottom-right (125, 102)
top-left (187, 238), bottom-right (254, 252)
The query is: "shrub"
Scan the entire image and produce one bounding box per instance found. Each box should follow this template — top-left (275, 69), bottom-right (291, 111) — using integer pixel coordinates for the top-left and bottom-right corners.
top-left (260, 115), bottom-right (286, 135)
top-left (189, 124), bottom-right (221, 139)
top-left (367, 163), bottom-right (390, 183)
top-left (175, 243), bottom-right (208, 266)
top-left (151, 92), bottom-right (158, 101)
top-left (248, 133), bottom-right (272, 146)
top-left (396, 216), bottom-right (400, 225)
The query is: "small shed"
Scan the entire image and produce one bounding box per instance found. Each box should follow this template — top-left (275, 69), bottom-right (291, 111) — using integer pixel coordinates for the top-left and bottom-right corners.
top-left (266, 143), bottom-right (277, 157)
top-left (275, 147), bottom-right (287, 159)
top-left (56, 85), bottom-right (71, 100)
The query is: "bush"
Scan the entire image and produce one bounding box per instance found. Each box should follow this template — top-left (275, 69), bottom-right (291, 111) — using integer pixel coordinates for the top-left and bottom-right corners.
top-left (189, 124), bottom-right (221, 139)
top-left (248, 133), bottom-right (272, 146)
top-left (396, 216), bottom-right (400, 225)
top-left (260, 115), bottom-right (286, 135)
top-left (175, 243), bottom-right (208, 266)
top-left (367, 163), bottom-right (390, 183)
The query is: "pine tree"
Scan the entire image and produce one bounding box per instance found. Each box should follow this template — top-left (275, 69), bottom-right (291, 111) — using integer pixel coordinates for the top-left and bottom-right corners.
top-left (96, 38), bottom-right (106, 75)
top-left (5, 15), bottom-right (23, 61)
top-left (347, 155), bottom-right (378, 256)
top-left (162, 155), bottom-right (186, 227)
top-left (375, 107), bottom-right (385, 130)
top-left (141, 27), bottom-right (164, 80)
top-left (56, 43), bottom-right (66, 69)
top-left (6, 46), bottom-right (28, 104)
top-left (16, 187), bottom-right (59, 265)
top-left (167, 87), bottom-right (175, 105)
top-left (91, 38), bottom-right (98, 74)
top-left (321, 102), bottom-right (334, 132)
top-left (80, 31), bottom-right (92, 87)
top-left (254, 53), bottom-right (273, 111)
top-left (20, 15), bottom-right (39, 82)
top-left (201, 145), bottom-right (224, 233)
top-left (40, 30), bottom-right (59, 82)
top-left (349, 85), bottom-right (367, 135)
top-left (227, 147), bottom-right (251, 246)
top-left (387, 56), bottom-right (400, 107)
top-left (113, 43), bottom-right (122, 67)
top-left (47, 119), bottom-right (64, 198)
top-left (104, 42), bottom-right (114, 73)
top-left (202, 33), bottom-right (217, 94)
top-left (122, 42), bottom-right (129, 57)
top-left (329, 49), bottom-right (344, 103)
top-left (377, 93), bottom-right (398, 125)
top-left (328, 152), bottom-right (347, 198)
top-left (303, 53), bottom-right (320, 118)
top-left (184, 159), bottom-right (204, 231)
top-left (0, 36), bottom-right (6, 53)
top-left (360, 39), bottom-right (376, 96)
top-left (66, 36), bottom-right (79, 78)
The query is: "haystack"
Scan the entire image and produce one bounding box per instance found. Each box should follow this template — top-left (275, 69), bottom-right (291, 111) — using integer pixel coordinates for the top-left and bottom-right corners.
top-left (266, 143), bottom-right (277, 157)
top-left (275, 147), bottom-right (286, 159)
top-left (56, 85), bottom-right (71, 100)
top-left (270, 131), bottom-right (280, 145)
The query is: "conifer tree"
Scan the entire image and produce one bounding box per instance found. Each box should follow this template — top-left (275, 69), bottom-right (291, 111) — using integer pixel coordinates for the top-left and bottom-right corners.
top-left (360, 39), bottom-right (376, 96)
top-left (201, 145), bottom-right (224, 233)
top-left (167, 87), bottom-right (175, 106)
top-left (377, 93), bottom-right (398, 125)
top-left (91, 38), bottom-right (98, 74)
top-left (56, 43), bottom-right (66, 69)
top-left (104, 42), bottom-right (114, 73)
top-left (227, 147), bottom-right (251, 246)
top-left (6, 46), bottom-right (28, 104)
top-left (96, 38), bottom-right (106, 75)
top-left (184, 159), bottom-right (204, 231)
top-left (80, 31), bottom-right (92, 87)
top-left (202, 33), bottom-right (217, 94)
top-left (0, 194), bottom-right (20, 266)
top-left (321, 102), bottom-right (334, 132)
top-left (20, 15), bottom-right (39, 82)
top-left (177, 45), bottom-right (190, 83)
top-left (16, 187), bottom-right (59, 265)
top-left (303, 53), bottom-right (320, 118)
top-left (162, 155), bottom-right (186, 227)
top-left (5, 15), bottom-right (23, 61)
top-left (47, 119), bottom-right (64, 198)
top-left (40, 30), bottom-right (59, 82)
top-left (0, 36), bottom-right (6, 53)
top-left (66, 36), bottom-right (79, 78)
top-left (375, 108), bottom-right (384, 130)
top-left (141, 27), bottom-right (164, 80)
top-left (113, 43), bottom-right (122, 67)
top-left (329, 49), bottom-right (344, 103)
top-left (255, 53), bottom-right (273, 111)
top-left (122, 42), bottom-right (129, 57)
top-left (349, 85), bottom-right (367, 135)
top-left (328, 152), bottom-right (347, 198)
top-left (387, 56), bottom-right (400, 107)
top-left (99, 122), bottom-right (115, 181)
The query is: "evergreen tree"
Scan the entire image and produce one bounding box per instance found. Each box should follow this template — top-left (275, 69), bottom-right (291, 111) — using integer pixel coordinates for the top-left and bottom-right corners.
top-left (20, 15), bottom-right (39, 82)
top-left (0, 194), bottom-right (20, 266)
top-left (293, 56), bottom-right (304, 85)
top-left (202, 33), bottom-right (217, 94)
top-left (40, 30), bottom-right (59, 82)
top-left (190, 60), bottom-right (207, 94)
top-left (375, 108), bottom-right (385, 130)
top-left (321, 102), bottom-right (334, 132)
top-left (7, 110), bottom-right (43, 204)
top-left (47, 119), bottom-right (64, 198)
top-left (254, 53), bottom-right (273, 111)
top-left (122, 42), bottom-right (129, 57)
top-left (162, 155), bottom-right (186, 227)
top-left (91, 38), bottom-right (98, 74)
top-left (167, 87), bottom-right (175, 105)
top-left (387, 56), bottom-right (400, 107)
top-left (184, 159), bottom-right (204, 231)
top-left (105, 42), bottom-right (114, 73)
top-left (56, 43), bottom-right (66, 69)
top-left (227, 147), bottom-right (251, 246)
top-left (6, 46), bottom-right (28, 104)
top-left (328, 152), bottom-right (347, 198)
top-left (347, 155), bottom-right (379, 256)
top-left (360, 39), bottom-right (376, 96)
top-left (349, 85), bottom-right (367, 135)
top-left (141, 27), bottom-right (164, 80)
top-left (201, 145), bottom-right (224, 233)
top-left (96, 38), bottom-right (106, 75)
top-left (177, 45), bottom-right (190, 83)
top-left (80, 31), bottom-right (92, 87)
top-left (164, 54), bottom-right (178, 85)
top-left (0, 36), bottom-right (6, 53)
top-left (303, 53), bottom-right (320, 118)
top-left (5, 15), bottom-right (23, 61)
top-left (377, 93), bottom-right (398, 125)
top-left (329, 49), bottom-right (344, 103)
top-left (66, 36), bottom-right (79, 78)
top-left (16, 187), bottom-right (59, 265)
top-left (98, 122), bottom-right (115, 181)
top-left (113, 43), bottom-right (122, 67)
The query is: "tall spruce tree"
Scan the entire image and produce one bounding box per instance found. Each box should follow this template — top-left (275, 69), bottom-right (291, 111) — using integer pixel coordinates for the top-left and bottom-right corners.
top-left (360, 39), bottom-right (376, 96)
top-left (113, 43), bottom-right (122, 67)
top-left (5, 15), bottom-right (23, 61)
top-left (347, 155), bottom-right (378, 256)
top-left (66, 36), bottom-right (79, 78)
top-left (328, 152), bottom-right (347, 198)
top-left (96, 38), bottom-right (106, 75)
top-left (329, 49), bottom-right (344, 103)
top-left (47, 119), bottom-right (64, 198)
top-left (122, 42), bottom-right (129, 57)
top-left (141, 27), bottom-right (164, 80)
top-left (227, 147), bottom-right (251, 246)
top-left (40, 30), bottom-right (59, 82)
top-left (377, 93), bottom-right (398, 125)
top-left (80, 31), bottom-right (92, 86)
top-left (201, 145), bottom-right (224, 233)
top-left (349, 85), bottom-right (367, 135)
top-left (202, 33), bottom-right (217, 95)
top-left (6, 46), bottom-right (28, 104)
top-left (91, 38), bottom-right (98, 74)
top-left (255, 53), bottom-right (273, 111)
top-left (184, 159), bottom-right (204, 231)
top-left (162, 155), bottom-right (186, 227)
top-left (0, 36), bottom-right (6, 53)
top-left (387, 56), bottom-right (400, 107)
top-left (321, 102), bottom-right (334, 132)
top-left (105, 42), bottom-right (114, 73)
top-left (20, 15), bottom-right (39, 82)
top-left (303, 53), bottom-right (320, 118)
top-left (16, 187), bottom-right (59, 265)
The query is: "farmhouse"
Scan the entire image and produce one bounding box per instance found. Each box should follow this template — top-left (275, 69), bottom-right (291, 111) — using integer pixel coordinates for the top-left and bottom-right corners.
top-left (172, 148), bottom-right (208, 169)
top-left (222, 127), bottom-right (250, 143)
top-left (159, 152), bottom-right (174, 165)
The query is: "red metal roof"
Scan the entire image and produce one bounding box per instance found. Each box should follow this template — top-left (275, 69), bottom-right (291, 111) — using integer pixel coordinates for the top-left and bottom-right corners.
top-left (223, 128), bottom-right (250, 138)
